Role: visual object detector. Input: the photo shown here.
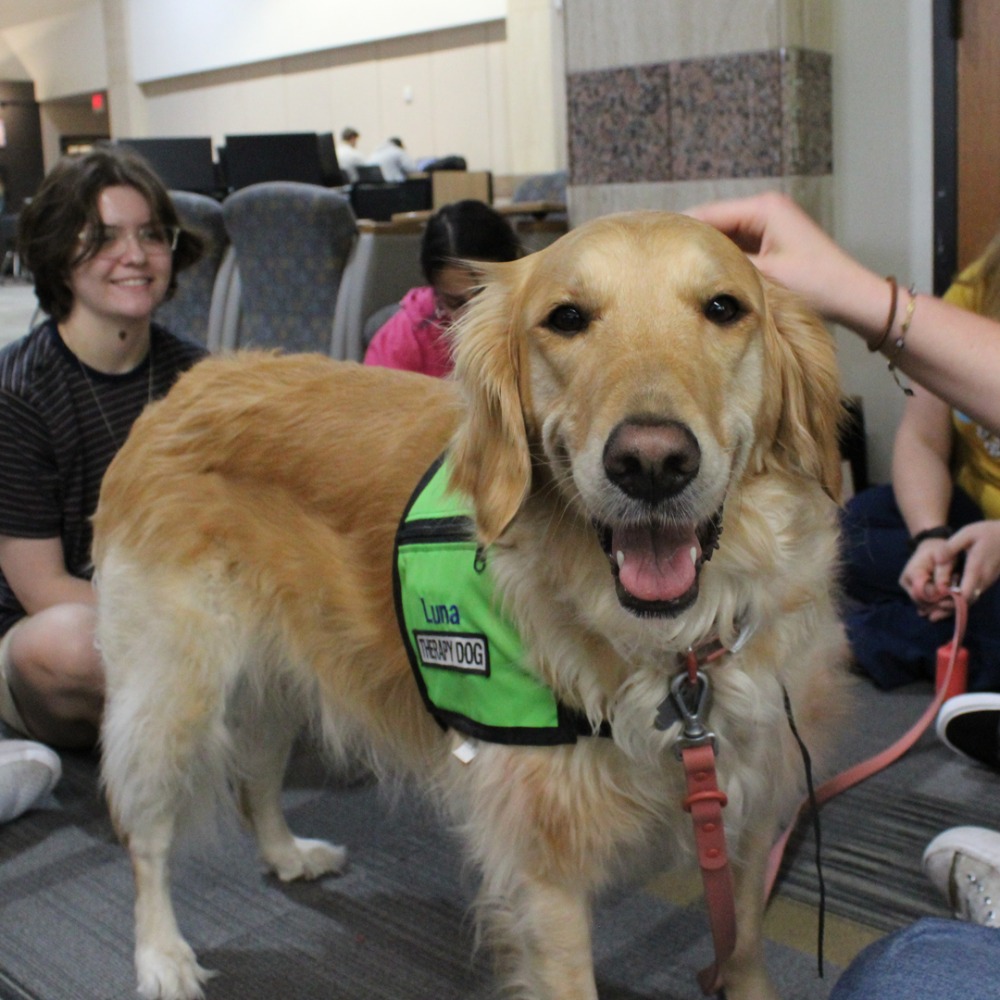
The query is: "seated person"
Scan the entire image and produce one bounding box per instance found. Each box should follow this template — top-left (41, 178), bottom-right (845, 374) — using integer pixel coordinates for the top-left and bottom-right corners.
top-left (364, 200), bottom-right (522, 378)
top-left (0, 147), bottom-right (207, 751)
top-left (365, 137), bottom-right (420, 183)
top-left (335, 126), bottom-right (366, 183)
top-left (841, 230), bottom-right (1000, 705)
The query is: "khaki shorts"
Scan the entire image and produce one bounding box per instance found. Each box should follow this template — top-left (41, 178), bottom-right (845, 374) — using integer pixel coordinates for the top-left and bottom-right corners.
top-left (0, 625), bottom-right (28, 735)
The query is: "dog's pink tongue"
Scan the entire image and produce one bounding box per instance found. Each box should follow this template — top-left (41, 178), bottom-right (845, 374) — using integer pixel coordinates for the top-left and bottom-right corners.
top-left (614, 524), bottom-right (700, 603)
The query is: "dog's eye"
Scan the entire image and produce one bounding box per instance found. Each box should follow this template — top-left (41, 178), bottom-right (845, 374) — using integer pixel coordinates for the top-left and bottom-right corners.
top-left (704, 294), bottom-right (745, 326)
top-left (545, 304), bottom-right (589, 336)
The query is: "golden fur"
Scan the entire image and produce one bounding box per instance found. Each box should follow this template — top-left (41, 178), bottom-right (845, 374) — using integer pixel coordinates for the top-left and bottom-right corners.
top-left (94, 212), bottom-right (850, 1000)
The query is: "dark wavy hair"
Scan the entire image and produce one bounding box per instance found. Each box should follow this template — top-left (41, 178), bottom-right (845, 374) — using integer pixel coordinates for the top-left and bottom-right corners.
top-left (420, 199), bottom-right (523, 284)
top-left (17, 146), bottom-right (205, 322)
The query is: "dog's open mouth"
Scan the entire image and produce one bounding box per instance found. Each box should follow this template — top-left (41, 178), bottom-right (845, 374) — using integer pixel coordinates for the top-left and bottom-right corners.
top-left (598, 512), bottom-right (722, 617)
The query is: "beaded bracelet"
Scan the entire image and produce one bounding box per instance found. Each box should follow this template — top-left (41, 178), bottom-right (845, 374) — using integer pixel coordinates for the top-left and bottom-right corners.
top-left (887, 286), bottom-right (917, 396)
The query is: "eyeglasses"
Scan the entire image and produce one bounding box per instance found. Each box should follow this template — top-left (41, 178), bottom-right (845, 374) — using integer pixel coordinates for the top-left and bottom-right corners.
top-left (434, 292), bottom-right (476, 317)
top-left (81, 224), bottom-right (181, 259)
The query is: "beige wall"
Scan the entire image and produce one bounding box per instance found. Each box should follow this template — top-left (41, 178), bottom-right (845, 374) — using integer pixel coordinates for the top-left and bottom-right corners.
top-left (1, 0), bottom-right (567, 180)
top-left (127, 0), bottom-right (506, 82)
top-left (829, 0), bottom-right (934, 484)
top-left (0, 36), bottom-right (31, 80)
top-left (3, 2), bottom-right (106, 101)
top-left (137, 23), bottom-right (511, 173)
top-left (565, 0), bottom-right (830, 71)
top-left (505, 0), bottom-right (567, 174)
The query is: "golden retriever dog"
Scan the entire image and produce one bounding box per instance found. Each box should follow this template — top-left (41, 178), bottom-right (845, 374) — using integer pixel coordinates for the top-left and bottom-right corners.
top-left (94, 212), bottom-right (849, 1000)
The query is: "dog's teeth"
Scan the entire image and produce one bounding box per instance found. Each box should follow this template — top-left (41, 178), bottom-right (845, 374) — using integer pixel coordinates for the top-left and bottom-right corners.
top-left (616, 550), bottom-right (625, 569)
top-left (690, 547), bottom-right (697, 565)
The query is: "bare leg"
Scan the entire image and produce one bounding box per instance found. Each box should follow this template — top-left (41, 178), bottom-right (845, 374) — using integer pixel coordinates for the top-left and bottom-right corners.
top-left (3, 605), bottom-right (102, 748)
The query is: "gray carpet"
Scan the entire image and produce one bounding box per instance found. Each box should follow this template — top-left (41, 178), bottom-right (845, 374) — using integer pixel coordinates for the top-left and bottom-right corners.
top-left (0, 679), bottom-right (994, 1000)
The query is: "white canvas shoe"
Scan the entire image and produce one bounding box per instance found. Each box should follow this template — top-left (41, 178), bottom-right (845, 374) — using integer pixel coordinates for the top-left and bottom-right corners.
top-left (923, 826), bottom-right (1000, 928)
top-left (0, 739), bottom-right (61, 824)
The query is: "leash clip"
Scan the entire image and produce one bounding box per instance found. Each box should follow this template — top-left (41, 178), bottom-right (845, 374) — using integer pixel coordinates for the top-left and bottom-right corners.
top-left (670, 668), bottom-right (716, 759)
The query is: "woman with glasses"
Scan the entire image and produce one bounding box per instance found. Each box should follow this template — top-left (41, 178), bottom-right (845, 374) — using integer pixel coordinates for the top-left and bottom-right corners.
top-left (364, 199), bottom-right (522, 378)
top-left (0, 147), bottom-right (206, 772)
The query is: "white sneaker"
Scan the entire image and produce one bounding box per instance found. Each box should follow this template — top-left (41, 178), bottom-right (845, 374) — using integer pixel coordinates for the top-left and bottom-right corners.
top-left (923, 826), bottom-right (1000, 928)
top-left (0, 739), bottom-right (61, 824)
top-left (936, 693), bottom-right (1000, 770)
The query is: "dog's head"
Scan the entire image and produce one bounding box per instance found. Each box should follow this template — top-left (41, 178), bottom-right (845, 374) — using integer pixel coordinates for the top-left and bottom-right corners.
top-left (448, 211), bottom-right (842, 618)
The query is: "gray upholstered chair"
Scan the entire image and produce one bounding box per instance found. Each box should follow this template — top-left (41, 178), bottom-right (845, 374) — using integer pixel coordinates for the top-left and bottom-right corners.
top-left (155, 191), bottom-right (229, 348)
top-left (330, 222), bottom-right (424, 361)
top-left (511, 170), bottom-right (568, 205)
top-left (511, 171), bottom-right (569, 253)
top-left (221, 182), bottom-right (357, 352)
top-left (361, 300), bottom-right (402, 355)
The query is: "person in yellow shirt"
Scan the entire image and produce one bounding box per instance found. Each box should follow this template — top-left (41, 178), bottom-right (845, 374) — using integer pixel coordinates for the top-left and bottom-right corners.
top-left (840, 230), bottom-right (1000, 698)
top-left (944, 248), bottom-right (1000, 518)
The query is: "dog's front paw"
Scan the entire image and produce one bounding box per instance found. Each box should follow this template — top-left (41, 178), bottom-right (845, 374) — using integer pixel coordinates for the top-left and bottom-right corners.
top-left (136, 940), bottom-right (215, 1000)
top-left (721, 967), bottom-right (780, 1000)
top-left (266, 835), bottom-right (348, 882)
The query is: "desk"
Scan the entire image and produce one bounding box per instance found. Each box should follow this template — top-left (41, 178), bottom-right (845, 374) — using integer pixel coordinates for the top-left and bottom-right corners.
top-left (389, 201), bottom-right (569, 255)
top-left (390, 200), bottom-right (566, 224)
top-left (356, 219), bottom-right (425, 235)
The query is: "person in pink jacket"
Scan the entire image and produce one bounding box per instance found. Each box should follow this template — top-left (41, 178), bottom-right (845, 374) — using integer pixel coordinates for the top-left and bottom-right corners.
top-left (364, 199), bottom-right (522, 377)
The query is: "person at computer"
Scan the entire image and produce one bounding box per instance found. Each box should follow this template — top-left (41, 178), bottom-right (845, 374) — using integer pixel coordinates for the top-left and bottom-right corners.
top-left (366, 137), bottom-right (420, 183)
top-left (335, 127), bottom-right (366, 183)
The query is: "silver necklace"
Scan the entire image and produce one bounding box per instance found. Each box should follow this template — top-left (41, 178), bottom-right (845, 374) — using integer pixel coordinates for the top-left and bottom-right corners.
top-left (74, 337), bottom-right (154, 449)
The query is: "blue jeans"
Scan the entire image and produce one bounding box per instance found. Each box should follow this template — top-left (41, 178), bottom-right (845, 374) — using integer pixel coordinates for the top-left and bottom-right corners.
top-left (830, 918), bottom-right (1000, 999)
top-left (841, 485), bottom-right (1000, 690)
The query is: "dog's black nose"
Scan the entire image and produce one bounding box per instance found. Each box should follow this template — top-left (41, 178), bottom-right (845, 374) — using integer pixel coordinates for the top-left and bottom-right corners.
top-left (603, 419), bottom-right (701, 502)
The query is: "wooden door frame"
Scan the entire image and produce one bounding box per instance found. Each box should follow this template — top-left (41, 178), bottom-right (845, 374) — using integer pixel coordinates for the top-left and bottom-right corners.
top-left (932, 0), bottom-right (959, 296)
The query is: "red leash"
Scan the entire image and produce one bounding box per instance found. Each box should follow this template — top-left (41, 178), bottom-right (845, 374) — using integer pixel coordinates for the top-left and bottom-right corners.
top-left (673, 595), bottom-right (969, 993)
top-left (671, 649), bottom-right (736, 995)
top-left (766, 591), bottom-right (970, 899)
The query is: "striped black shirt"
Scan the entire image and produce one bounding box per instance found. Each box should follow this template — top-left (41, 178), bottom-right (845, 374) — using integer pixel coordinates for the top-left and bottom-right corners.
top-left (0, 320), bottom-right (207, 635)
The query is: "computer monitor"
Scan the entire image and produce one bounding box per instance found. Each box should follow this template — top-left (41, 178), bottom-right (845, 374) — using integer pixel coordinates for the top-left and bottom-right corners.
top-left (355, 165), bottom-right (385, 183)
top-left (114, 137), bottom-right (219, 195)
top-left (222, 132), bottom-right (344, 190)
top-left (349, 177), bottom-right (432, 221)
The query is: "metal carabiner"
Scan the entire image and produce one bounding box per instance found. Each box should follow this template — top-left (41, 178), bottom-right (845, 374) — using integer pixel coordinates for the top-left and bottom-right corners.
top-left (669, 668), bottom-right (716, 758)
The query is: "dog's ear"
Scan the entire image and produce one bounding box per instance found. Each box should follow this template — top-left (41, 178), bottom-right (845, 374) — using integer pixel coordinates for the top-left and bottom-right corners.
top-left (448, 265), bottom-right (532, 546)
top-left (756, 280), bottom-right (844, 501)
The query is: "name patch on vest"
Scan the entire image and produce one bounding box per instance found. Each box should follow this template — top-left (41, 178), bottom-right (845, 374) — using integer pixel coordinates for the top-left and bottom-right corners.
top-left (414, 630), bottom-right (490, 675)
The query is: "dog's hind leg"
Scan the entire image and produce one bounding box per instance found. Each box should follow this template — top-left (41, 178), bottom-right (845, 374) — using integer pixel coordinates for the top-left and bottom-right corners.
top-left (102, 677), bottom-right (223, 998)
top-left (129, 815), bottom-right (215, 1000)
top-left (99, 560), bottom-right (241, 999)
top-left (232, 687), bottom-right (347, 882)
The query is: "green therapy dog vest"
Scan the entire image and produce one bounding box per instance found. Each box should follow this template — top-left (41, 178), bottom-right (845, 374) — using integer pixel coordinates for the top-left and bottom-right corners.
top-left (393, 455), bottom-right (602, 746)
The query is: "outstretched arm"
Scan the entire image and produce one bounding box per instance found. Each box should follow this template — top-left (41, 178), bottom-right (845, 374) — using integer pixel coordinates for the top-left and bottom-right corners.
top-left (688, 193), bottom-right (1000, 433)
